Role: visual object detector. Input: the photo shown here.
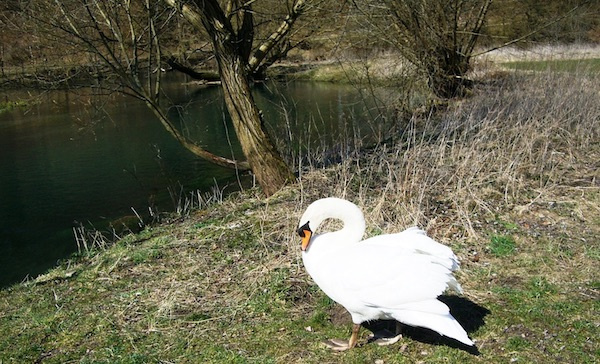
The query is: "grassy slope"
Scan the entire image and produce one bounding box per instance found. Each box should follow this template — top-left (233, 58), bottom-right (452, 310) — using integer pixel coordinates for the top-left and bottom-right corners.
top-left (1, 66), bottom-right (599, 363)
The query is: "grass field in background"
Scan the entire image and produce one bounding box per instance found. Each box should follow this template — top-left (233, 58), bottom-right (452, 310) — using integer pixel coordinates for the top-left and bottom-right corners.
top-left (502, 58), bottom-right (600, 73)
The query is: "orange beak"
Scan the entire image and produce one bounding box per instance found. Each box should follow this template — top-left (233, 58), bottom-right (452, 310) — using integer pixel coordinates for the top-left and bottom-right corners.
top-left (298, 222), bottom-right (312, 251)
top-left (301, 230), bottom-right (312, 251)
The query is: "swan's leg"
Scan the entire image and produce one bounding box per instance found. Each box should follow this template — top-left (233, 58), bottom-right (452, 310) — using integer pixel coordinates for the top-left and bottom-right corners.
top-left (322, 324), bottom-right (361, 351)
top-left (348, 323), bottom-right (360, 348)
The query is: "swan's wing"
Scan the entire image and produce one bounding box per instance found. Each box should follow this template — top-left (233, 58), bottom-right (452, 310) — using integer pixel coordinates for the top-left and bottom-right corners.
top-left (329, 243), bottom-right (460, 308)
top-left (365, 227), bottom-right (460, 271)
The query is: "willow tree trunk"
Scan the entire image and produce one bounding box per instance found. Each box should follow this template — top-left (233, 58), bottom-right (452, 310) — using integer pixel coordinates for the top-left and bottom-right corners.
top-left (163, 0), bottom-right (295, 196)
top-left (214, 44), bottom-right (294, 196)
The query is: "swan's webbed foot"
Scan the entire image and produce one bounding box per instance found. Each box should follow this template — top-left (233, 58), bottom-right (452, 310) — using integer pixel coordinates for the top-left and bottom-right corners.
top-left (322, 323), bottom-right (361, 351)
top-left (322, 338), bottom-right (352, 351)
top-left (369, 332), bottom-right (402, 346)
top-left (367, 321), bottom-right (403, 346)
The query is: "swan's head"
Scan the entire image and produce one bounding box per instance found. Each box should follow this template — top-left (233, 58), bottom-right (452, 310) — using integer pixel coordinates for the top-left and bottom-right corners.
top-left (297, 197), bottom-right (365, 251)
top-left (297, 198), bottom-right (334, 251)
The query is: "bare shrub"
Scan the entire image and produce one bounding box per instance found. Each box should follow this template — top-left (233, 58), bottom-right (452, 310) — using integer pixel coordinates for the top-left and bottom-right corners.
top-left (353, 0), bottom-right (492, 98)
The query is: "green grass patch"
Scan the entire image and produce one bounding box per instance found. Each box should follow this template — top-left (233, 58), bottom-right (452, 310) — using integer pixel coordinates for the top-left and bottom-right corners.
top-left (488, 234), bottom-right (516, 257)
top-left (496, 218), bottom-right (519, 232)
top-left (502, 58), bottom-right (600, 73)
top-left (506, 335), bottom-right (531, 351)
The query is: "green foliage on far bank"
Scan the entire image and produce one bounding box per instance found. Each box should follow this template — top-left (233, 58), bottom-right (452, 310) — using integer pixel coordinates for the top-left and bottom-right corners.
top-left (0, 100), bottom-right (28, 114)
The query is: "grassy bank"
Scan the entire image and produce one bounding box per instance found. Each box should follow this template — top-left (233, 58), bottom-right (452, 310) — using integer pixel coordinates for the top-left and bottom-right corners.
top-left (1, 66), bottom-right (599, 363)
top-left (502, 58), bottom-right (600, 73)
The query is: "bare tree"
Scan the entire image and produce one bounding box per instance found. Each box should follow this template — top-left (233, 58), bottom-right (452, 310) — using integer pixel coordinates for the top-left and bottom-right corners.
top-left (32, 0), bottom-right (315, 195)
top-left (34, 0), bottom-right (248, 169)
top-left (164, 0), bottom-right (316, 81)
top-left (161, 0), bottom-right (313, 194)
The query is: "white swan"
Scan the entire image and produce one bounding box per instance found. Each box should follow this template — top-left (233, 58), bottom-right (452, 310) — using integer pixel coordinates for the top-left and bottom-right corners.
top-left (297, 197), bottom-right (474, 350)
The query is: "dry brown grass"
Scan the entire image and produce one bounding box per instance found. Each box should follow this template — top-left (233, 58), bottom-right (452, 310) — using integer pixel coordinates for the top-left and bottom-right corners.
top-left (484, 43), bottom-right (600, 63)
top-left (298, 68), bottom-right (599, 240)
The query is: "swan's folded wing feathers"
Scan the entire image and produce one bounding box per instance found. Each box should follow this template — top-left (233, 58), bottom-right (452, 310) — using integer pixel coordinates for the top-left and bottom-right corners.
top-left (355, 267), bottom-right (454, 308)
top-left (332, 247), bottom-right (457, 308)
top-left (363, 229), bottom-right (460, 271)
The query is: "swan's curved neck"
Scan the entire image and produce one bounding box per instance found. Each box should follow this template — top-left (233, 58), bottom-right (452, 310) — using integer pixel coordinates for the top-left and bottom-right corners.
top-left (303, 198), bottom-right (366, 243)
top-left (326, 208), bottom-right (365, 242)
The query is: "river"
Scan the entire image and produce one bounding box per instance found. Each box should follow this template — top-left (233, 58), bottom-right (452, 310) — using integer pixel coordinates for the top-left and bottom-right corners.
top-left (0, 75), bottom-right (390, 287)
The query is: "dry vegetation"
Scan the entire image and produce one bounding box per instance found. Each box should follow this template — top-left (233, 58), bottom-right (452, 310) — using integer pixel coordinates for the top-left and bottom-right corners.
top-left (1, 61), bottom-right (599, 362)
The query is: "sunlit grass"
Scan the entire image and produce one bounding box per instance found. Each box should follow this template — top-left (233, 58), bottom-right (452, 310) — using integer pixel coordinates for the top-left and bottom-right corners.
top-left (488, 235), bottom-right (516, 257)
top-left (502, 58), bottom-right (600, 73)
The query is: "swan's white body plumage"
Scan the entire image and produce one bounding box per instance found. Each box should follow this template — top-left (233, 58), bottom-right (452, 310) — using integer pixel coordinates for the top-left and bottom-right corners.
top-left (299, 197), bottom-right (473, 346)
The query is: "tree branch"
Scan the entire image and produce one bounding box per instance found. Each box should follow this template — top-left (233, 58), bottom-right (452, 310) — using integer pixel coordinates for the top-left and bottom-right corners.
top-left (473, 0), bottom-right (591, 57)
top-left (166, 57), bottom-right (220, 81)
top-left (247, 0), bottom-right (307, 73)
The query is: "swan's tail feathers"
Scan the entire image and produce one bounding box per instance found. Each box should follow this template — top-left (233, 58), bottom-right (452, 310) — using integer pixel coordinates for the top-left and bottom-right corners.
top-left (447, 276), bottom-right (463, 294)
top-left (399, 227), bottom-right (461, 271)
top-left (391, 301), bottom-right (474, 346)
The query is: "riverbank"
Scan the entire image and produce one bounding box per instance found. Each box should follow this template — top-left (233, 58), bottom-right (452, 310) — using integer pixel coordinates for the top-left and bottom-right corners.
top-left (1, 63), bottom-right (599, 362)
